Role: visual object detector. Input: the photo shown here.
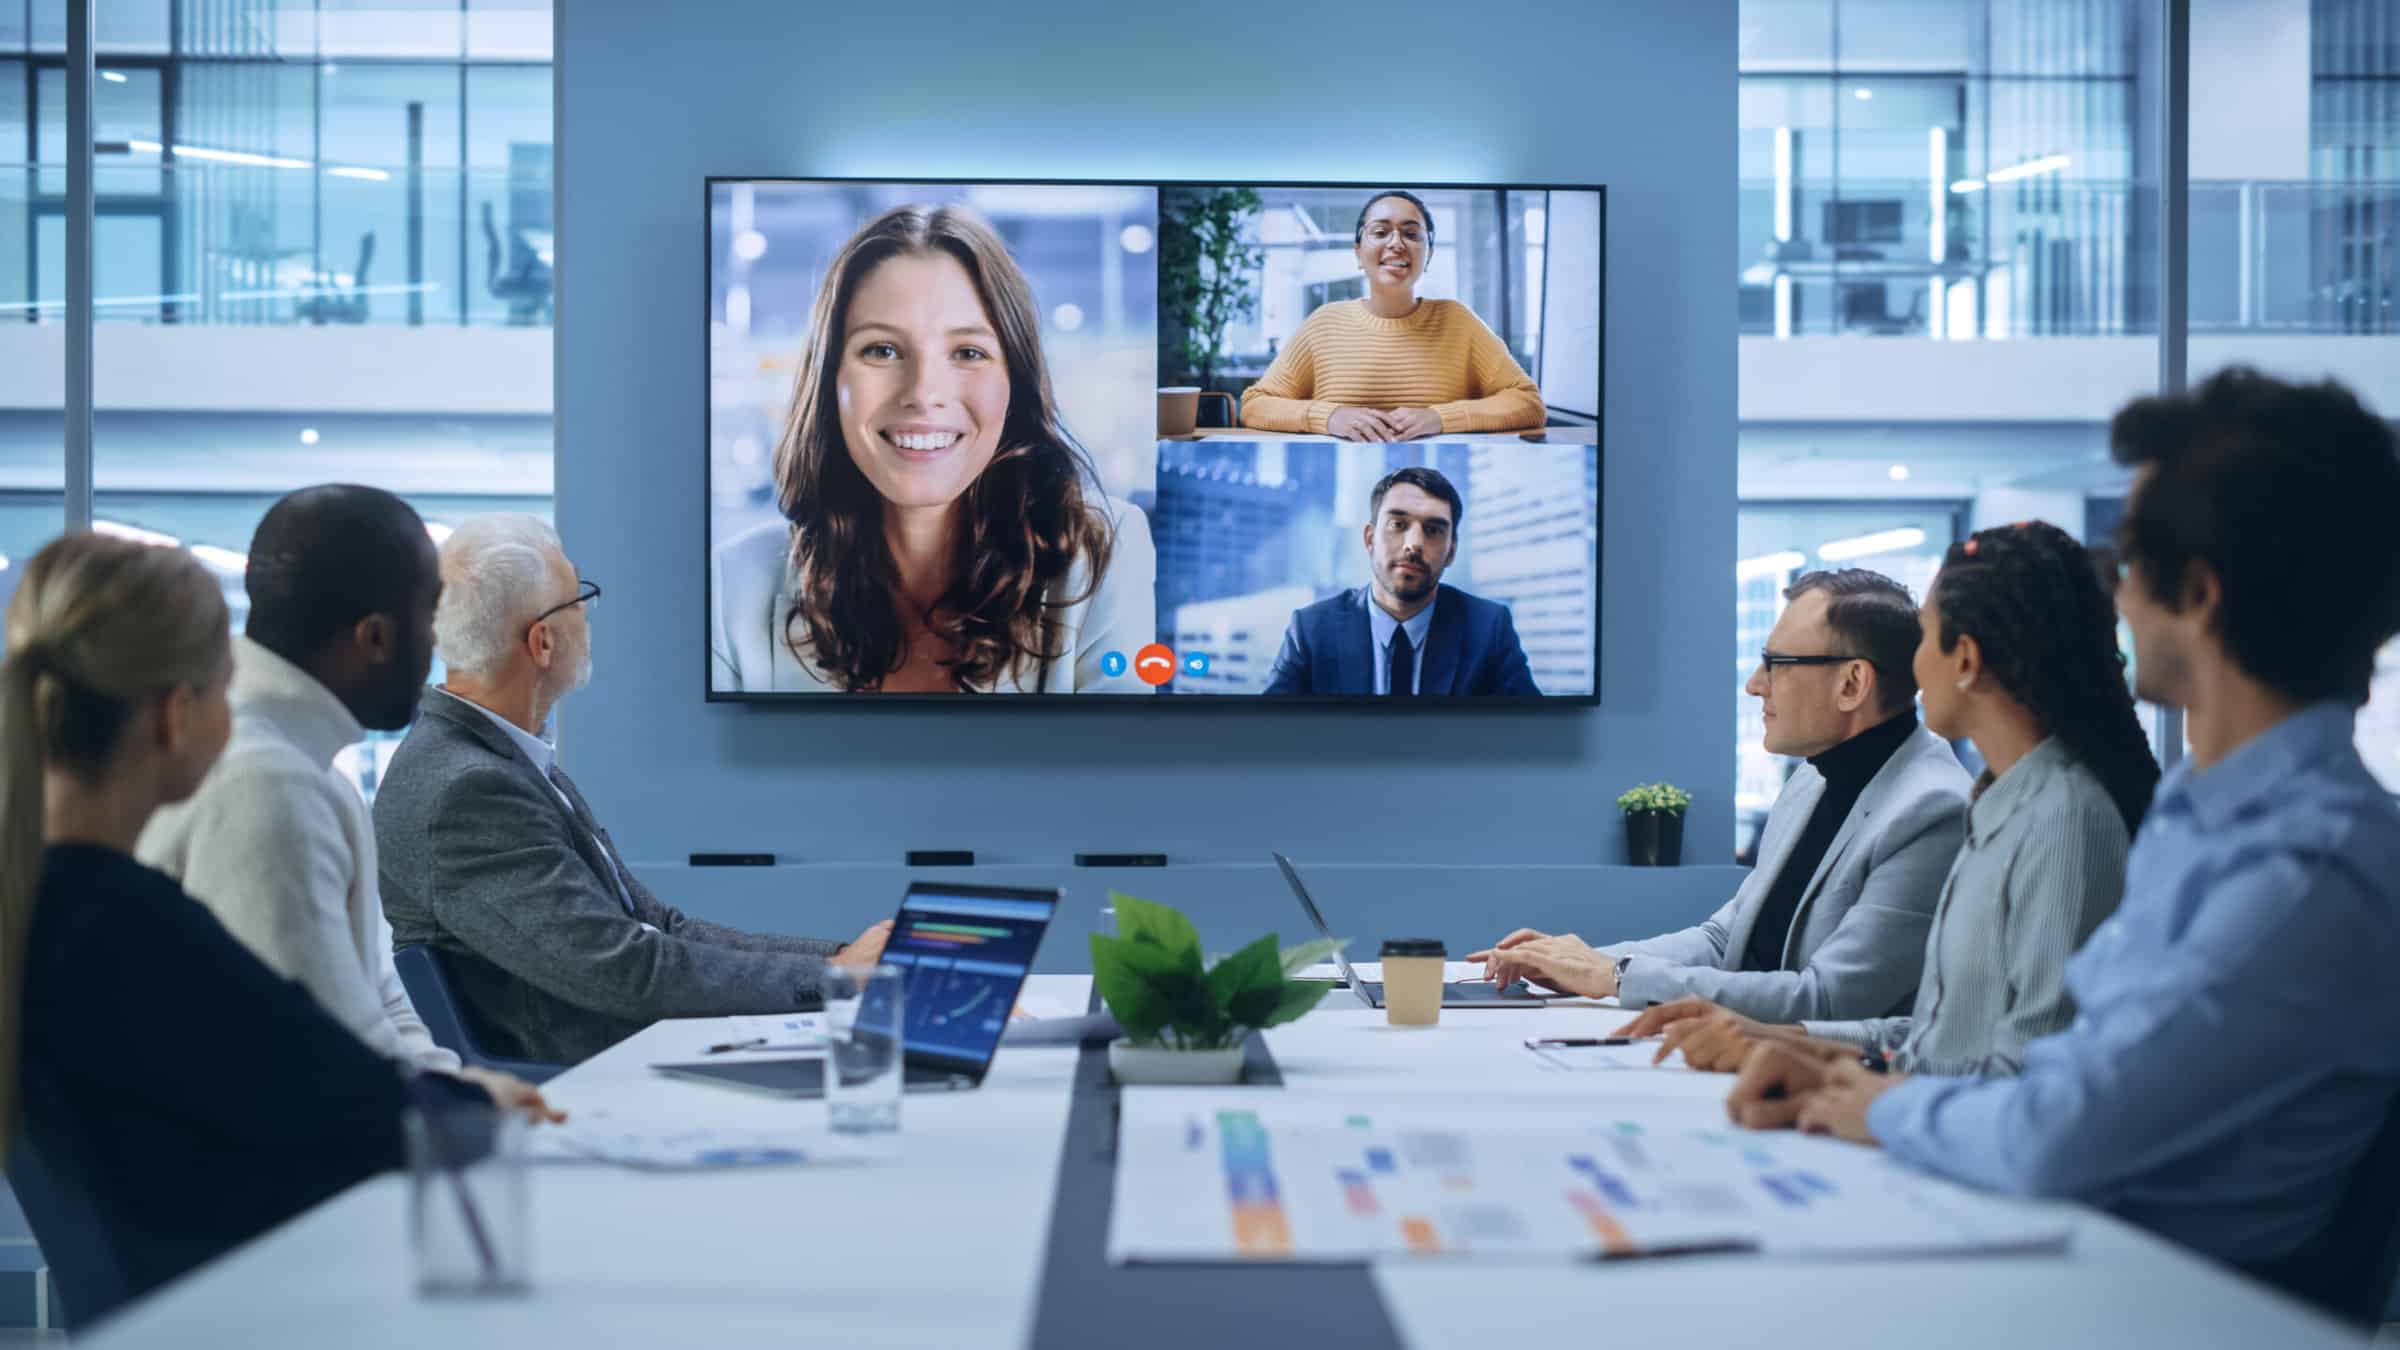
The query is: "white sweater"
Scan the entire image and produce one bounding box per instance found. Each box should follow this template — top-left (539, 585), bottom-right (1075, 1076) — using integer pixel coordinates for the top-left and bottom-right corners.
top-left (138, 636), bottom-right (461, 1072)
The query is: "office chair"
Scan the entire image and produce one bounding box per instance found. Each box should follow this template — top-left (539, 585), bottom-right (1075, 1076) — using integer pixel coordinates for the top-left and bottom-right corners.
top-left (393, 944), bottom-right (565, 1083)
top-left (295, 231), bottom-right (374, 326)
top-left (2241, 1086), bottom-right (2400, 1327)
top-left (9, 1059), bottom-right (136, 1328)
top-left (480, 200), bottom-right (553, 326)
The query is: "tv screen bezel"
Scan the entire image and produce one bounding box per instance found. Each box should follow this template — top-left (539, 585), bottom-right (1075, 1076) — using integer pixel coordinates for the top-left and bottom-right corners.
top-left (702, 175), bottom-right (1606, 709)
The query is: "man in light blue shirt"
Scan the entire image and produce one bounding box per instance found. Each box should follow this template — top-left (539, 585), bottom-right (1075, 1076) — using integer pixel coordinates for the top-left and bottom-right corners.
top-left (1726, 368), bottom-right (2400, 1279)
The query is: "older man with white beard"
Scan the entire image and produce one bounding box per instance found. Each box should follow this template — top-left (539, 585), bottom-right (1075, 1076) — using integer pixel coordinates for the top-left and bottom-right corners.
top-left (373, 514), bottom-right (890, 1066)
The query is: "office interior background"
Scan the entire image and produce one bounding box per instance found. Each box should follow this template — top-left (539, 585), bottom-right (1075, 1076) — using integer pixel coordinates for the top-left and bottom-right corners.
top-left (3, 0), bottom-right (2395, 823)
top-left (2, 0), bottom-right (2395, 1330)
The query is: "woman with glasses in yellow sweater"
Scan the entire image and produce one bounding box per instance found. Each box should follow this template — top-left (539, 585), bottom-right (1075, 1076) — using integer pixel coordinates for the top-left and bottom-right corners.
top-left (1239, 189), bottom-right (1546, 440)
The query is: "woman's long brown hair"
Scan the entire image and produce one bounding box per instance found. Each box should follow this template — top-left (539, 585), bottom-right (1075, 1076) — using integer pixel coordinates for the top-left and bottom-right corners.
top-left (770, 204), bottom-right (1114, 692)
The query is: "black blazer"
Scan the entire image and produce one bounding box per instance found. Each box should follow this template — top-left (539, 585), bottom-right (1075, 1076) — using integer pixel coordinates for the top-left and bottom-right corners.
top-left (13, 844), bottom-right (480, 1324)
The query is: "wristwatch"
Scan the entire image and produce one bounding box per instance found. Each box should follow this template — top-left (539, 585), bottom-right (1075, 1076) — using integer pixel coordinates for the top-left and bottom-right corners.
top-left (1612, 954), bottom-right (1633, 995)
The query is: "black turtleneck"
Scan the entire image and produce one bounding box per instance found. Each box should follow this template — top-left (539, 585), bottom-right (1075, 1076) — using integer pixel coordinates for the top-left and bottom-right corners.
top-left (1738, 708), bottom-right (1919, 973)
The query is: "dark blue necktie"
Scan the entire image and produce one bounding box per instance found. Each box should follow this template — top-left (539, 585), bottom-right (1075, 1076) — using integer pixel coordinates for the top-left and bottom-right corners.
top-left (1387, 626), bottom-right (1415, 697)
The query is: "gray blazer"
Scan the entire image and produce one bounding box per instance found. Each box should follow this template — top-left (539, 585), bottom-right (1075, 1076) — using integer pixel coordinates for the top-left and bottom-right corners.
top-left (1611, 723), bottom-right (1971, 1021)
top-left (374, 689), bottom-right (844, 1065)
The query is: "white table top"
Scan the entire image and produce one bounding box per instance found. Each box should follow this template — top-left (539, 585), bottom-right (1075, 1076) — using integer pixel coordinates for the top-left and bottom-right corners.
top-left (83, 975), bottom-right (1095, 1350)
top-left (83, 980), bottom-right (2362, 1348)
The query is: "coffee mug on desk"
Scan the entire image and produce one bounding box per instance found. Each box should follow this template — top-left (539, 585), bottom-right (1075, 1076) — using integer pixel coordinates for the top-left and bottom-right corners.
top-left (1380, 938), bottom-right (1445, 1028)
top-left (1157, 387), bottom-right (1236, 438)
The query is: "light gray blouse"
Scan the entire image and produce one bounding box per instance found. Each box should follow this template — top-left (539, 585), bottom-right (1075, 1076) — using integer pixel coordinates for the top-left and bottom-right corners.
top-left (1803, 736), bottom-right (2130, 1076)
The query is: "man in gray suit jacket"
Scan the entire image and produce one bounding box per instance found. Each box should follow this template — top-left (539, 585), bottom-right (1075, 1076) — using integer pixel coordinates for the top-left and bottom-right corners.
top-left (1474, 570), bottom-right (1969, 1022)
top-left (376, 515), bottom-right (889, 1065)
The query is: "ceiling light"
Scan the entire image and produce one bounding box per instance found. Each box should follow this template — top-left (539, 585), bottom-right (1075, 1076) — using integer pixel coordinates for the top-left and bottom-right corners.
top-left (133, 140), bottom-right (310, 171)
top-left (1986, 154), bottom-right (2072, 184)
top-left (94, 520), bottom-right (180, 548)
top-left (327, 166), bottom-right (389, 182)
top-left (1119, 224), bottom-right (1154, 255)
top-left (1888, 464), bottom-right (1912, 482)
top-left (1951, 179), bottom-right (1987, 194)
top-left (424, 523), bottom-right (454, 544)
top-left (299, 427), bottom-right (319, 446)
top-left (1819, 527), bottom-right (1928, 562)
top-left (101, 70), bottom-right (128, 84)
top-left (1854, 87), bottom-right (1874, 100)
top-left (1736, 550), bottom-right (1808, 581)
top-left (1051, 302), bottom-right (1085, 333)
top-left (732, 229), bottom-right (768, 263)
top-left (191, 545), bottom-right (248, 572)
top-left (0, 554), bottom-right (10, 571)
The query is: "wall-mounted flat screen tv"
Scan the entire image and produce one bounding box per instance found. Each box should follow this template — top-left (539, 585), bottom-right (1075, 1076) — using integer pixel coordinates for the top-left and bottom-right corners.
top-left (706, 178), bottom-right (1603, 705)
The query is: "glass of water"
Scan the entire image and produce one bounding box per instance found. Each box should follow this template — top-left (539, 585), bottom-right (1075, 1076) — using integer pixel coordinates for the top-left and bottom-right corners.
top-left (822, 963), bottom-right (904, 1146)
top-left (406, 1102), bottom-right (531, 1297)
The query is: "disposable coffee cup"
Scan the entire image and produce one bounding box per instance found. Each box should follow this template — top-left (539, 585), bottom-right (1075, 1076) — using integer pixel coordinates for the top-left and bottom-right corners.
top-left (1380, 938), bottom-right (1445, 1028)
top-left (1158, 386), bottom-right (1200, 437)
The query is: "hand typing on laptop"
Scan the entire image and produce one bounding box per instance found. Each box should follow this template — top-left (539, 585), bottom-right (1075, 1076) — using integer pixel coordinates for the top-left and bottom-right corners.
top-left (1465, 928), bottom-right (1614, 998)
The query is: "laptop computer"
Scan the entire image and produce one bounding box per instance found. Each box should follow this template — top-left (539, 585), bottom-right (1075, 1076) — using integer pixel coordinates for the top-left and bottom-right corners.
top-left (652, 882), bottom-right (1060, 1096)
top-left (1271, 852), bottom-right (1557, 1010)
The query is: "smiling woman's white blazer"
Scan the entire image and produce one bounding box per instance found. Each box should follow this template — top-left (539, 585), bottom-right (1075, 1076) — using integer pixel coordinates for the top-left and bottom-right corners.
top-left (710, 497), bottom-right (1156, 695)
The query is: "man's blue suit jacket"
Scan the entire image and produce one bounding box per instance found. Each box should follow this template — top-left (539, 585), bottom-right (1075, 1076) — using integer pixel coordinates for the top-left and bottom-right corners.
top-left (1261, 584), bottom-right (1541, 696)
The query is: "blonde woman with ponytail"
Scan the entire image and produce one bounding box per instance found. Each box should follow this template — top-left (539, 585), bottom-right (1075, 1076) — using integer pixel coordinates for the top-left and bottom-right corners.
top-left (0, 532), bottom-right (510, 1326)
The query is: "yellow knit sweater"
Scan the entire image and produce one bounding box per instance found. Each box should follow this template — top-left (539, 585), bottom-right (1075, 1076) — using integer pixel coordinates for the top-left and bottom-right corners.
top-left (1238, 299), bottom-right (1547, 434)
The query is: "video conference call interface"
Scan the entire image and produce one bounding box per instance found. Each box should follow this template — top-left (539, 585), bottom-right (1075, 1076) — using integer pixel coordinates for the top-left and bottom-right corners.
top-left (706, 179), bottom-right (1603, 702)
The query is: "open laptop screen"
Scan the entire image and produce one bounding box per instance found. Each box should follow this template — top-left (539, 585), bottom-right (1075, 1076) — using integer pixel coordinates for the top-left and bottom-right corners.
top-left (867, 885), bottom-right (1057, 1075)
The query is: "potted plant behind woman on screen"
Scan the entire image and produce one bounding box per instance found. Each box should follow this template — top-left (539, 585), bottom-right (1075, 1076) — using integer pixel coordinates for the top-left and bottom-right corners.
top-left (1093, 892), bottom-right (1340, 1085)
top-left (1618, 782), bottom-right (1691, 867)
top-left (1158, 187), bottom-right (1264, 409)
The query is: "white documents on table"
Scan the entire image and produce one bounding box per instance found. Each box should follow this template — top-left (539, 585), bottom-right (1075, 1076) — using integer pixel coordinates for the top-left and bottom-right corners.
top-left (1108, 1092), bottom-right (2070, 1264)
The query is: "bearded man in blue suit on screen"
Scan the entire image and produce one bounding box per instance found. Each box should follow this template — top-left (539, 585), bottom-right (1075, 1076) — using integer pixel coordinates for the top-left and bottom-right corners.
top-left (1263, 466), bottom-right (1540, 697)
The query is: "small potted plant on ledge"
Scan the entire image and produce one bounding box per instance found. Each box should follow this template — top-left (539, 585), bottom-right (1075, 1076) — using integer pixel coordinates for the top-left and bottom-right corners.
top-left (1617, 782), bottom-right (1692, 867)
top-left (1092, 891), bottom-right (1341, 1085)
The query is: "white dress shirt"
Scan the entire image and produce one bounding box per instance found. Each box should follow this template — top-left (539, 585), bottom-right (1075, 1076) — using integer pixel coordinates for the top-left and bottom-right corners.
top-left (138, 636), bottom-right (461, 1072)
top-left (1366, 587), bottom-right (1436, 695)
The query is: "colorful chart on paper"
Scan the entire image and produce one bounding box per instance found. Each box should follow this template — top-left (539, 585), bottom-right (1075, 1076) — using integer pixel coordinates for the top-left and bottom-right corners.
top-left (1107, 1093), bottom-right (2072, 1264)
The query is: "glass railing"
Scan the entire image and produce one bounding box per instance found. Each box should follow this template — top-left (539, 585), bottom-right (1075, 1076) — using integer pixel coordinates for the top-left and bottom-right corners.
top-left (1, 159), bottom-right (554, 329)
top-left (1739, 177), bottom-right (2400, 338)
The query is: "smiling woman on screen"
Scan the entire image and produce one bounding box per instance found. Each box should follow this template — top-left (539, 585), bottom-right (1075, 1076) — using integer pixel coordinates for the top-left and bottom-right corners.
top-left (712, 204), bottom-right (1155, 694)
top-left (1238, 189), bottom-right (1546, 441)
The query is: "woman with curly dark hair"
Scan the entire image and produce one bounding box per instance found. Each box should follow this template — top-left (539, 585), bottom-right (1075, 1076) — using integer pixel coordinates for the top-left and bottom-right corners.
top-left (712, 203), bottom-right (1154, 693)
top-left (1625, 521), bottom-right (2160, 1083)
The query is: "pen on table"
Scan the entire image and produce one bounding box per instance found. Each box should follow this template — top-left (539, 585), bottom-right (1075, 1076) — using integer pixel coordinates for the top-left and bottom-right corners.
top-left (1524, 1036), bottom-right (1645, 1048)
top-left (702, 1037), bottom-right (768, 1054)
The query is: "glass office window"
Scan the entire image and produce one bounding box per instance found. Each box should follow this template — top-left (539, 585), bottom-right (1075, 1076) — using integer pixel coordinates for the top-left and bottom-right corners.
top-left (317, 0), bottom-right (461, 59)
top-left (1, 51), bottom-right (64, 621)
top-left (465, 64), bottom-right (552, 328)
top-left (32, 0), bottom-right (172, 54)
top-left (1736, 0), bottom-right (2166, 853)
top-left (2186, 0), bottom-right (2400, 791)
top-left (468, 0), bottom-right (551, 61)
top-left (69, 3), bottom-right (556, 798)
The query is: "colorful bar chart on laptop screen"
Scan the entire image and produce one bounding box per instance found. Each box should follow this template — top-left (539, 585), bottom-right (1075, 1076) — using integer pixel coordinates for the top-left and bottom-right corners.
top-left (878, 894), bottom-right (1052, 1064)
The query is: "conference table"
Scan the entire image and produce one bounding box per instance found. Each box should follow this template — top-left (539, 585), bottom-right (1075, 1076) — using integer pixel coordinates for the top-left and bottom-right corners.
top-left (83, 975), bottom-right (2365, 1348)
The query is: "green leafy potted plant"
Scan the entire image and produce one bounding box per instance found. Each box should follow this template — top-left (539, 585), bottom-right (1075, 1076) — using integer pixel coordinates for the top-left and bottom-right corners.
top-left (1091, 891), bottom-right (1341, 1084)
top-left (1158, 186), bottom-right (1265, 409)
top-left (1618, 782), bottom-right (1692, 867)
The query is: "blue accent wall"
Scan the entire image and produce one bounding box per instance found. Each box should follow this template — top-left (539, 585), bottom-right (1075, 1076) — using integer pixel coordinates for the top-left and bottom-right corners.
top-left (556, 2), bottom-right (1736, 910)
